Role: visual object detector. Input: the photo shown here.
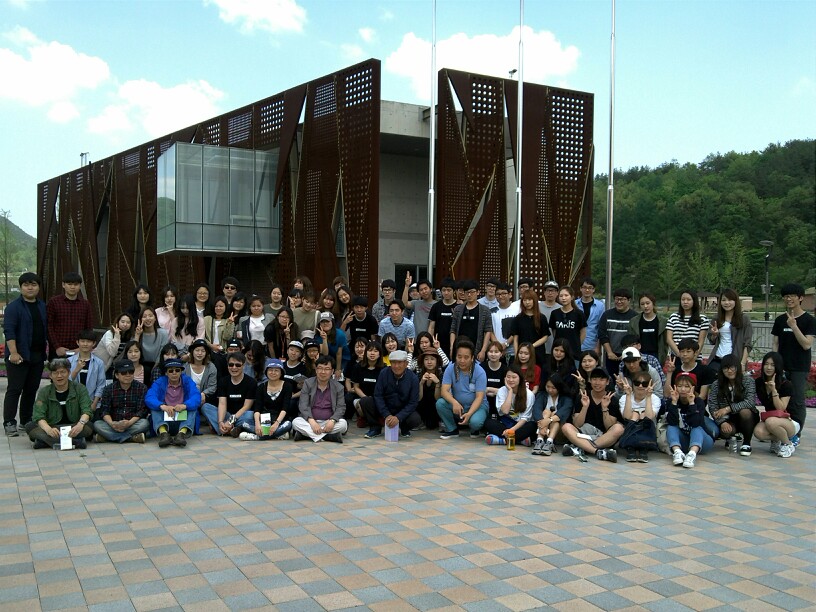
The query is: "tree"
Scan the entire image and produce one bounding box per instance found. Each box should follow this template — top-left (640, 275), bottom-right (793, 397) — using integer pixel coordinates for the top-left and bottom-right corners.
top-left (0, 210), bottom-right (17, 305)
top-left (686, 242), bottom-right (718, 293)
top-left (719, 235), bottom-right (751, 294)
top-left (655, 239), bottom-right (683, 304)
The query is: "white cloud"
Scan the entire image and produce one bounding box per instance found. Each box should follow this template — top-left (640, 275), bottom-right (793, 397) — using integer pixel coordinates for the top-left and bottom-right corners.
top-left (88, 79), bottom-right (225, 138)
top-left (0, 26), bottom-right (110, 119)
top-left (341, 43), bottom-right (365, 62)
top-left (205, 0), bottom-right (306, 34)
top-left (385, 26), bottom-right (580, 101)
top-left (359, 27), bottom-right (375, 43)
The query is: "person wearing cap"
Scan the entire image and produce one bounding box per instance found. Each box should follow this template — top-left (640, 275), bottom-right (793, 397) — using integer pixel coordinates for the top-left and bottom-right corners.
top-left (665, 371), bottom-right (719, 468)
top-left (282, 340), bottom-right (308, 408)
top-left (575, 277), bottom-right (605, 353)
top-left (4, 271), bottom-right (48, 436)
top-left (46, 271), bottom-right (94, 360)
top-left (540, 280), bottom-right (561, 355)
top-left (25, 358), bottom-right (92, 449)
top-left (377, 299), bottom-right (416, 351)
top-left (617, 368), bottom-right (660, 462)
top-left (450, 280), bottom-right (494, 362)
top-left (203, 351), bottom-right (257, 437)
top-left (293, 355), bottom-right (347, 443)
top-left (316, 311), bottom-right (351, 378)
top-left (239, 359), bottom-right (294, 440)
top-left (93, 359), bottom-right (149, 443)
top-left (342, 296), bottom-right (379, 344)
top-left (428, 278), bottom-right (459, 358)
top-left (363, 350), bottom-right (420, 438)
top-left (144, 358), bottom-right (200, 447)
top-left (561, 368), bottom-right (623, 462)
top-left (477, 278), bottom-right (500, 313)
top-left (617, 334), bottom-right (666, 388)
top-left (771, 282), bottom-right (815, 439)
top-left (402, 273), bottom-right (437, 334)
top-left (371, 279), bottom-right (398, 323)
top-left (598, 288), bottom-right (637, 378)
top-left (614, 347), bottom-right (664, 399)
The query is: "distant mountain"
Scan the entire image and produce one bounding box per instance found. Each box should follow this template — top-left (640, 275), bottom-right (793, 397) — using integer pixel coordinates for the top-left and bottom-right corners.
top-left (1, 214), bottom-right (36, 276)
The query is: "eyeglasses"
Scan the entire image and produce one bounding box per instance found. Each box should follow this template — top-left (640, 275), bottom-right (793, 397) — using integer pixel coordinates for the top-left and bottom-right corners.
top-left (166, 368), bottom-right (183, 374)
top-left (722, 364), bottom-right (737, 371)
top-left (227, 363), bottom-right (242, 368)
top-left (632, 380), bottom-right (650, 387)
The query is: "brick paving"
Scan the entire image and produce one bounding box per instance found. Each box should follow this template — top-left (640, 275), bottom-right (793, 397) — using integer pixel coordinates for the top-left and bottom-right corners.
top-left (1, 381), bottom-right (814, 611)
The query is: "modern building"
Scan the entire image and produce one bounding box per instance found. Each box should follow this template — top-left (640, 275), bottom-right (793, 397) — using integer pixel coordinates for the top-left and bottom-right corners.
top-left (38, 59), bottom-right (594, 325)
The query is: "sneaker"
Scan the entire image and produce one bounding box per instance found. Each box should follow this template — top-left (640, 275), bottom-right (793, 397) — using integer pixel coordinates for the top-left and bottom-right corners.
top-left (683, 450), bottom-right (697, 468)
top-left (239, 432), bottom-right (259, 441)
top-left (130, 433), bottom-right (145, 444)
top-left (672, 449), bottom-right (686, 466)
top-left (791, 434), bottom-right (800, 447)
top-left (562, 444), bottom-right (580, 456)
top-left (401, 430), bottom-right (412, 438)
top-left (739, 445), bottom-right (752, 457)
top-left (595, 448), bottom-right (617, 463)
top-left (769, 440), bottom-right (781, 454)
top-left (94, 433), bottom-right (106, 443)
top-left (171, 434), bottom-right (187, 447)
top-left (485, 434), bottom-right (505, 446)
top-left (413, 423), bottom-right (426, 430)
top-left (638, 450), bottom-right (649, 463)
top-left (4, 423), bottom-right (19, 437)
top-left (74, 437), bottom-right (87, 450)
top-left (229, 425), bottom-right (242, 438)
top-left (364, 428), bottom-right (382, 439)
top-left (278, 432), bottom-right (290, 440)
top-left (324, 432), bottom-right (343, 444)
top-left (626, 449), bottom-right (638, 462)
top-left (293, 431), bottom-right (305, 441)
top-left (440, 429), bottom-right (459, 440)
top-left (469, 430), bottom-right (481, 438)
top-left (520, 437), bottom-right (531, 447)
top-left (778, 443), bottom-right (795, 458)
top-left (531, 437), bottom-right (545, 455)
top-left (541, 440), bottom-right (554, 456)
top-left (32, 439), bottom-right (50, 449)
top-left (158, 431), bottom-right (172, 448)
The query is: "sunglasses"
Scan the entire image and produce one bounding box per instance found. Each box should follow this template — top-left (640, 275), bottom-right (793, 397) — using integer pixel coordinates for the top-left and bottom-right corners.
top-left (166, 368), bottom-right (183, 374)
top-left (119, 370), bottom-right (135, 375)
top-left (223, 285), bottom-right (237, 290)
top-left (632, 380), bottom-right (650, 387)
top-left (227, 363), bottom-right (243, 368)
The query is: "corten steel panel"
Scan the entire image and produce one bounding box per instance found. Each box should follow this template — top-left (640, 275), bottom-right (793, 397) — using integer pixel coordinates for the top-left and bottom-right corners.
top-left (37, 59), bottom-right (381, 316)
top-left (438, 69), bottom-right (593, 288)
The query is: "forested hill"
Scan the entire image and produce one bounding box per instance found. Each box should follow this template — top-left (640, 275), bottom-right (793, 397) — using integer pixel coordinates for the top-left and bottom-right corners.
top-left (589, 139), bottom-right (815, 300)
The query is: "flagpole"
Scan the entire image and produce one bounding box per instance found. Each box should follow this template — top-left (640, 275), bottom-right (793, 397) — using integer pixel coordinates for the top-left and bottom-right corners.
top-left (605, 0), bottom-right (616, 304)
top-left (427, 0), bottom-right (437, 283)
top-left (513, 0), bottom-right (524, 289)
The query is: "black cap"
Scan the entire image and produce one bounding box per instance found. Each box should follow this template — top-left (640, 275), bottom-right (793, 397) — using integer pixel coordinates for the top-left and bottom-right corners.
top-left (114, 359), bottom-right (135, 373)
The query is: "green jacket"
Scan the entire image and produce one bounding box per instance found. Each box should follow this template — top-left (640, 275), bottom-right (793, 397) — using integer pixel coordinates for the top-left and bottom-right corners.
top-left (33, 382), bottom-right (93, 425)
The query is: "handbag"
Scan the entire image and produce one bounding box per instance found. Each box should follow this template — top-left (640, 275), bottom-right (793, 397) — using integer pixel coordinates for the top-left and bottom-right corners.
top-left (760, 410), bottom-right (790, 422)
top-left (618, 417), bottom-right (659, 451)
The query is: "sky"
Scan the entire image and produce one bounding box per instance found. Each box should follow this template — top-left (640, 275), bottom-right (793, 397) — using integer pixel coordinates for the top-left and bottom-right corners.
top-left (2, 0), bottom-right (814, 239)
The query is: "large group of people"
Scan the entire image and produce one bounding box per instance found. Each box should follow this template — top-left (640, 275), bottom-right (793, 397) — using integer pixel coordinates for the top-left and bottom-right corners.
top-left (3, 270), bottom-right (813, 466)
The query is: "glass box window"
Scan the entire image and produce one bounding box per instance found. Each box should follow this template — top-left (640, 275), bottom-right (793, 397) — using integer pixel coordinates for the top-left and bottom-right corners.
top-left (157, 142), bottom-right (281, 255)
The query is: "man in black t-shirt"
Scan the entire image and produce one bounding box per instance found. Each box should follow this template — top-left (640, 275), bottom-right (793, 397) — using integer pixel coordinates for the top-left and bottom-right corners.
top-left (202, 352), bottom-right (256, 437)
top-left (428, 278), bottom-right (458, 358)
top-left (344, 297), bottom-right (379, 344)
top-left (561, 368), bottom-right (623, 462)
top-left (663, 338), bottom-right (715, 401)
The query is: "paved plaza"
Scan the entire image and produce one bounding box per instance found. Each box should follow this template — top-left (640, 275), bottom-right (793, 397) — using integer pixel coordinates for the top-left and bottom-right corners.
top-left (1, 383), bottom-right (814, 611)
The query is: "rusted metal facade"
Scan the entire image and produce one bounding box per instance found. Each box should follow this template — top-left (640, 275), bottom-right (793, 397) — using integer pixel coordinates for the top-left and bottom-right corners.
top-left (436, 68), bottom-right (594, 287)
top-left (37, 60), bottom-right (381, 325)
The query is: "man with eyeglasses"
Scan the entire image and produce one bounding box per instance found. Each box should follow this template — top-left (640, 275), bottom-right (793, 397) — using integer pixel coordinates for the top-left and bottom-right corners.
top-left (93, 359), bottom-right (149, 443)
top-left (202, 352), bottom-right (256, 437)
top-left (478, 278), bottom-right (500, 313)
top-left (371, 279), bottom-right (398, 323)
top-left (450, 279), bottom-right (494, 362)
top-left (293, 355), bottom-right (347, 443)
top-left (491, 282), bottom-right (519, 361)
top-left (145, 358), bottom-right (200, 447)
top-left (221, 276), bottom-right (240, 304)
top-left (598, 288), bottom-right (637, 377)
top-left (576, 277), bottom-right (605, 353)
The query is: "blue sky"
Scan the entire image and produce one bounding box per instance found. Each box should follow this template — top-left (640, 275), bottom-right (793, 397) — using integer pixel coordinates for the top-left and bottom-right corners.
top-left (2, 0), bottom-right (814, 238)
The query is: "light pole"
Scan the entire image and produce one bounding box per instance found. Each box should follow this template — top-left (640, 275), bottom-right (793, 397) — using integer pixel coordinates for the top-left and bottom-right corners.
top-left (760, 240), bottom-right (773, 321)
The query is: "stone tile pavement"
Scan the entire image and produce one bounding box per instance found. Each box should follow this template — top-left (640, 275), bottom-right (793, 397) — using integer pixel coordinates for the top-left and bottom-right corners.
top-left (1, 401), bottom-right (814, 610)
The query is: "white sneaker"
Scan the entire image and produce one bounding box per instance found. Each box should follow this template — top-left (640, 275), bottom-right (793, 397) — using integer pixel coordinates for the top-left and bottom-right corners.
top-left (239, 432), bottom-right (259, 441)
top-left (778, 443), bottom-right (795, 458)
top-left (672, 449), bottom-right (686, 466)
top-left (278, 431), bottom-right (290, 440)
top-left (682, 450), bottom-right (696, 468)
top-left (769, 440), bottom-right (781, 454)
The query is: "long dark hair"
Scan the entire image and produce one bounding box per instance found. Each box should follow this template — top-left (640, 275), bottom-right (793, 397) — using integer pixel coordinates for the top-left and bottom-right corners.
top-left (716, 354), bottom-right (746, 403)
top-left (245, 340), bottom-right (266, 381)
top-left (758, 351), bottom-right (785, 386)
top-left (516, 342), bottom-right (537, 385)
top-left (548, 338), bottom-right (575, 374)
top-left (520, 289), bottom-right (543, 333)
top-left (231, 292), bottom-right (249, 320)
top-left (211, 296), bottom-right (231, 320)
top-left (677, 289), bottom-right (702, 325)
top-left (365, 340), bottom-right (384, 368)
top-left (716, 288), bottom-right (745, 328)
top-left (114, 312), bottom-right (135, 343)
top-left (175, 294), bottom-right (200, 339)
top-left (128, 283), bottom-right (152, 319)
top-left (507, 364), bottom-right (529, 414)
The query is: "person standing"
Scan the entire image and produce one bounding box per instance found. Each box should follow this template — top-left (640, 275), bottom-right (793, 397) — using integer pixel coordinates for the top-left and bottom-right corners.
top-left (4, 272), bottom-right (48, 436)
top-left (46, 271), bottom-right (94, 360)
top-left (449, 280), bottom-right (494, 361)
top-left (576, 277), bottom-right (605, 353)
top-left (598, 288), bottom-right (637, 377)
top-left (428, 278), bottom-right (458, 358)
top-left (772, 283), bottom-right (815, 441)
top-left (402, 274), bottom-right (437, 334)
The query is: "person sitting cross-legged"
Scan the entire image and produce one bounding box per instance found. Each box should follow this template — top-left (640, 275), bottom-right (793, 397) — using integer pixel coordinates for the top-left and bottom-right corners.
top-left (27, 358), bottom-right (93, 449)
top-left (201, 351), bottom-right (256, 437)
top-left (363, 350), bottom-right (421, 439)
top-left (144, 358), bottom-right (199, 448)
top-left (436, 338), bottom-right (489, 439)
top-left (561, 367), bottom-right (623, 462)
top-left (93, 359), bottom-right (150, 443)
top-left (293, 355), bottom-right (348, 443)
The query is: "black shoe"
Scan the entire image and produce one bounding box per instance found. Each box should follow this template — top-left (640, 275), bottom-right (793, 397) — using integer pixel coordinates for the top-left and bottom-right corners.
top-left (178, 428), bottom-right (192, 439)
top-left (4, 422), bottom-right (19, 437)
top-left (293, 431), bottom-right (305, 442)
top-left (595, 448), bottom-right (617, 463)
top-left (562, 444), bottom-right (579, 456)
top-left (32, 439), bottom-right (49, 449)
top-left (637, 450), bottom-right (649, 463)
top-left (158, 431), bottom-right (172, 448)
top-left (74, 437), bottom-right (87, 450)
top-left (324, 432), bottom-right (343, 444)
top-left (626, 449), bottom-right (637, 462)
top-left (401, 430), bottom-right (412, 438)
top-left (171, 434), bottom-right (187, 447)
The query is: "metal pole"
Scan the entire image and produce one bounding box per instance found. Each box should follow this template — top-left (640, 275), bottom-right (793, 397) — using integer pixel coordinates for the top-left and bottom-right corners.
top-left (427, 0), bottom-right (437, 282)
top-left (604, 0), bottom-right (616, 305)
top-left (513, 0), bottom-right (524, 289)
top-left (764, 255), bottom-right (770, 321)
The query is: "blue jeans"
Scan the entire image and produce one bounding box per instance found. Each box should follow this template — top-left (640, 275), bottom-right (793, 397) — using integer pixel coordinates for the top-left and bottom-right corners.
top-left (200, 403), bottom-right (255, 436)
top-left (150, 408), bottom-right (198, 434)
top-left (666, 425), bottom-right (714, 454)
top-left (93, 418), bottom-right (150, 443)
top-left (436, 398), bottom-right (488, 433)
